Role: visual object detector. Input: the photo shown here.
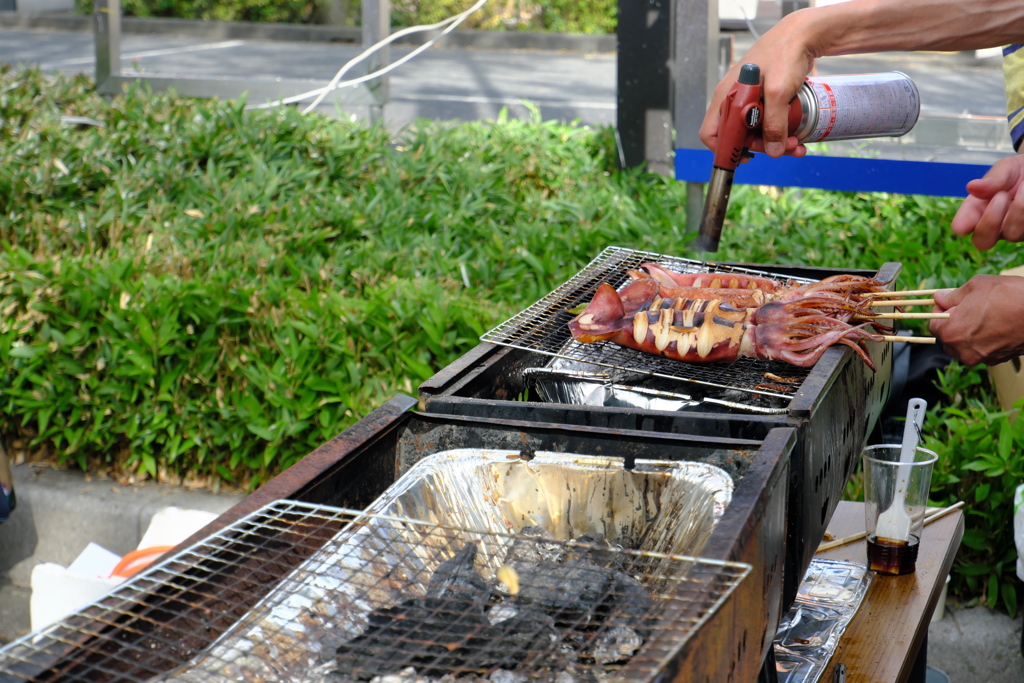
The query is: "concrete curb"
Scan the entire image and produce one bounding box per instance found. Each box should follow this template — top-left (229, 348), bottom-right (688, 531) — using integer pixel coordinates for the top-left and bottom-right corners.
top-left (0, 10), bottom-right (617, 52)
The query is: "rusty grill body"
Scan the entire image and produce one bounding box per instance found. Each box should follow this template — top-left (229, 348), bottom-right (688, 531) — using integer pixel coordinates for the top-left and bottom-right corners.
top-left (0, 405), bottom-right (794, 683)
top-left (419, 249), bottom-right (898, 610)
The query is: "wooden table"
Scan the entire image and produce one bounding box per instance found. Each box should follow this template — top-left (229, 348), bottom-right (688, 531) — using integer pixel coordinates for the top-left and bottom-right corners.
top-left (816, 501), bottom-right (964, 683)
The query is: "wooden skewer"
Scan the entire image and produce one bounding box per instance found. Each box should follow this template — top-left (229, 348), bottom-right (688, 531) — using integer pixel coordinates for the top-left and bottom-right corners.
top-left (868, 298), bottom-right (935, 308)
top-left (855, 312), bottom-right (949, 320)
top-left (865, 288), bottom-right (943, 298)
top-left (881, 335), bottom-right (937, 344)
top-left (816, 501), bottom-right (965, 553)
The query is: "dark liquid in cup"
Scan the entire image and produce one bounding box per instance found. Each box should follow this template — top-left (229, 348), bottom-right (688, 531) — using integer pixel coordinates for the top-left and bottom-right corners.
top-left (867, 534), bottom-right (920, 575)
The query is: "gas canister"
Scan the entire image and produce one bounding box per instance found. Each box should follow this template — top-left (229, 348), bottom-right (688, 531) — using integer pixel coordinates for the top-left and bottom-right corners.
top-left (790, 72), bottom-right (920, 143)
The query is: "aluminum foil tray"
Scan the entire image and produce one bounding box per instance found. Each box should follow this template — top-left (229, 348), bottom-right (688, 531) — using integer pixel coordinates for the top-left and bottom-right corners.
top-left (157, 450), bottom-right (737, 682)
top-left (773, 559), bottom-right (873, 683)
top-left (364, 448), bottom-right (734, 551)
top-left (525, 357), bottom-right (793, 415)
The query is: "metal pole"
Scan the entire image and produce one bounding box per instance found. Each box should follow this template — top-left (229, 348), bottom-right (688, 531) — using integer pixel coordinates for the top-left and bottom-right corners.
top-left (94, 0), bottom-right (122, 86)
top-left (672, 0), bottom-right (719, 238)
top-left (362, 0), bottom-right (390, 126)
top-left (616, 0), bottom-right (673, 176)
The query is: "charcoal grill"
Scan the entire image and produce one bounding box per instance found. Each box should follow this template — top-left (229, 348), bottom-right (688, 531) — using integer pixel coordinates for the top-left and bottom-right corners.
top-left (419, 247), bottom-right (899, 613)
top-left (0, 404), bottom-right (794, 683)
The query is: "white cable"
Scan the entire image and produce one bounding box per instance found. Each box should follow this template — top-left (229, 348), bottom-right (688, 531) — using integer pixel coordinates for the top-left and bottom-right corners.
top-left (248, 0), bottom-right (489, 112)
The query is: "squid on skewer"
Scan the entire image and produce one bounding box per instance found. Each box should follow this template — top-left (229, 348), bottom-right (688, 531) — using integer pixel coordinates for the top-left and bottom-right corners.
top-left (627, 263), bottom-right (892, 306)
top-left (568, 280), bottom-right (882, 370)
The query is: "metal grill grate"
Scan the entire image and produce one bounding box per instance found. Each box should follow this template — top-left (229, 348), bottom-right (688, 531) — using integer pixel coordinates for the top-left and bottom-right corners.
top-left (0, 501), bottom-right (751, 683)
top-left (481, 246), bottom-right (816, 400)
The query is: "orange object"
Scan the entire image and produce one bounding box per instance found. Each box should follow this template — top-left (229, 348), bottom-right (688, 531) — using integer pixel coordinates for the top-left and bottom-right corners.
top-left (109, 545), bottom-right (175, 579)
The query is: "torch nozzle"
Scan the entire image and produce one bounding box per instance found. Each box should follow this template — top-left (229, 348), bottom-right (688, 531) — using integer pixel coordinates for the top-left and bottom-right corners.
top-left (695, 167), bottom-right (736, 253)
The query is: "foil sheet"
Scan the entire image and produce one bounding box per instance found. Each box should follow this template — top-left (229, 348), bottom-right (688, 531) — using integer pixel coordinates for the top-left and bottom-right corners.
top-left (774, 559), bottom-right (873, 683)
top-left (159, 449), bottom-right (735, 683)
top-left (525, 360), bottom-right (793, 415)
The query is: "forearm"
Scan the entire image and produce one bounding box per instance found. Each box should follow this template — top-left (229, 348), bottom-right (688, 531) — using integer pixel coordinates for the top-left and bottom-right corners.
top-left (785, 0), bottom-right (1024, 58)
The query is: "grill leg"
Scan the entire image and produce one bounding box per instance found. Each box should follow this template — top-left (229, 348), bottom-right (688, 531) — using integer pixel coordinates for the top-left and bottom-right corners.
top-left (757, 646), bottom-right (779, 683)
top-left (909, 632), bottom-right (928, 683)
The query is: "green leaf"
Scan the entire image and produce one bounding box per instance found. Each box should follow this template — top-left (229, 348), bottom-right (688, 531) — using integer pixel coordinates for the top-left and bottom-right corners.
top-left (8, 345), bottom-right (46, 359)
top-left (975, 483), bottom-right (991, 503)
top-left (960, 529), bottom-right (989, 551)
top-left (1002, 581), bottom-right (1018, 620)
top-left (956, 564), bottom-right (993, 577)
top-left (997, 426), bottom-right (1013, 462)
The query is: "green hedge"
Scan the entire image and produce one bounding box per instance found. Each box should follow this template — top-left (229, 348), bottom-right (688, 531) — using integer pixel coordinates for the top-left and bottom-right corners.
top-left (75, 0), bottom-right (324, 23)
top-left (72, 0), bottom-right (617, 32)
top-left (0, 67), bottom-right (680, 487)
top-left (2, 65), bottom-right (1023, 614)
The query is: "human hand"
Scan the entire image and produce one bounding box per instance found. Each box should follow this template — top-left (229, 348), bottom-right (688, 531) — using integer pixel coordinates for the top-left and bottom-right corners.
top-left (950, 154), bottom-right (1024, 250)
top-left (928, 274), bottom-right (1024, 365)
top-left (698, 12), bottom-right (815, 159)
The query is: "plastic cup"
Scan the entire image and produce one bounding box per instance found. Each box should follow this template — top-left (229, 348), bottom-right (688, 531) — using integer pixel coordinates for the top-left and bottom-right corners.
top-left (862, 444), bottom-right (938, 575)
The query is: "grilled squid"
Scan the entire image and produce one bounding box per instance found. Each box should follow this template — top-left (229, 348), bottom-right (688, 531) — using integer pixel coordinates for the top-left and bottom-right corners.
top-left (627, 263), bottom-right (891, 306)
top-left (568, 280), bottom-right (882, 370)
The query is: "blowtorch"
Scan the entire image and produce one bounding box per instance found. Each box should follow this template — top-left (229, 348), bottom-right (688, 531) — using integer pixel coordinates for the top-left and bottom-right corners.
top-left (696, 64), bottom-right (920, 253)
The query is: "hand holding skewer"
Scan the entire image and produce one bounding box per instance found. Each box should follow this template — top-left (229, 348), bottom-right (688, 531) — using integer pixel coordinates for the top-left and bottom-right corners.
top-left (926, 275), bottom-right (1024, 365)
top-left (848, 289), bottom-right (948, 340)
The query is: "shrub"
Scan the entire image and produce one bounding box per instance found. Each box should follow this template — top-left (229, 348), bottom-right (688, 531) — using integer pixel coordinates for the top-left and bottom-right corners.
top-left (924, 363), bottom-right (1024, 618)
top-left (0, 67), bottom-right (682, 489)
top-left (73, 0), bottom-right (618, 32)
top-left (75, 0), bottom-right (326, 24)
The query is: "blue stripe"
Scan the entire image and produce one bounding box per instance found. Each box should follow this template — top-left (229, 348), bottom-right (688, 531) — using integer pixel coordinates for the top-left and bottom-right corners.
top-left (675, 148), bottom-right (989, 197)
top-left (1011, 120), bottom-right (1024, 151)
top-left (1004, 44), bottom-right (1023, 56)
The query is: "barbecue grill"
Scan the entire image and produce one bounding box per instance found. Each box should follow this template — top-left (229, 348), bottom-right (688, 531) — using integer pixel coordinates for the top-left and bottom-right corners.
top-left (0, 404), bottom-right (793, 683)
top-left (419, 247), bottom-right (899, 613)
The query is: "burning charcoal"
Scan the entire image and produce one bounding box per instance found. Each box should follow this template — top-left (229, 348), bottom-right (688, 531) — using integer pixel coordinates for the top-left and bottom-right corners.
top-left (515, 559), bottom-right (615, 623)
top-left (335, 596), bottom-right (490, 679)
top-left (426, 542), bottom-right (491, 601)
top-left (487, 602), bottom-right (519, 625)
top-left (590, 625), bottom-right (643, 666)
top-left (562, 533), bottom-right (623, 570)
top-left (504, 525), bottom-right (563, 565)
top-left (369, 667), bottom-right (432, 683)
top-left (462, 608), bottom-right (560, 670)
top-left (488, 669), bottom-right (529, 683)
top-left (607, 571), bottom-right (655, 636)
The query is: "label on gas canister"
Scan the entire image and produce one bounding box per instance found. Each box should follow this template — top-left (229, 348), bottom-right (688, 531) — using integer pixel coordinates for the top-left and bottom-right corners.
top-left (794, 72), bottom-right (920, 143)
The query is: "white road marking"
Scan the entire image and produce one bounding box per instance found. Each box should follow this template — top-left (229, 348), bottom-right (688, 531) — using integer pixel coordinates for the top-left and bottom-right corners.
top-left (391, 93), bottom-right (614, 109)
top-left (42, 39), bottom-right (246, 68)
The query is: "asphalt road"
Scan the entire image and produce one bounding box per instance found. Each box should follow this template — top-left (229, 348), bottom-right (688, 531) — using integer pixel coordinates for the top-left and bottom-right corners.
top-left (0, 25), bottom-right (1011, 133)
top-left (0, 27), bottom-right (617, 130)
